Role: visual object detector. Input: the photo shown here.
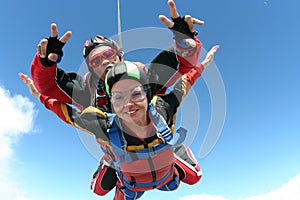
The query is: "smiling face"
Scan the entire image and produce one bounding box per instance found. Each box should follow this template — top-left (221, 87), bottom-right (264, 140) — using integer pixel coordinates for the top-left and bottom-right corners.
top-left (111, 79), bottom-right (148, 127)
top-left (88, 45), bottom-right (121, 81)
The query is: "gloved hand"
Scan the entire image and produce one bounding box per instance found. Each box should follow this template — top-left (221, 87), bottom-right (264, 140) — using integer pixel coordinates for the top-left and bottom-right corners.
top-left (170, 16), bottom-right (198, 48)
top-left (159, 0), bottom-right (204, 49)
top-left (37, 23), bottom-right (72, 66)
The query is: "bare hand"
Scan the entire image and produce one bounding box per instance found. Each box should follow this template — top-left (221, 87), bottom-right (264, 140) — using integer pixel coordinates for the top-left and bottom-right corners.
top-left (202, 45), bottom-right (220, 68)
top-left (19, 73), bottom-right (41, 99)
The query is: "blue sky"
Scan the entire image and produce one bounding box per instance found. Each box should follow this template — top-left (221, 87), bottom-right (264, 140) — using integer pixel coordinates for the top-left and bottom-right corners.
top-left (1, 0), bottom-right (300, 200)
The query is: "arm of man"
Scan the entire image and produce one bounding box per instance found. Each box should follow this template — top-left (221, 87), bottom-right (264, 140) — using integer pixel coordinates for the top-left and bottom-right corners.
top-left (148, 0), bottom-right (204, 95)
top-left (30, 23), bottom-right (73, 104)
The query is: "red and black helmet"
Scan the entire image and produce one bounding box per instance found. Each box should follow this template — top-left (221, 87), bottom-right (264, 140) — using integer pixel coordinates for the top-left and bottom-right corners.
top-left (83, 35), bottom-right (123, 61)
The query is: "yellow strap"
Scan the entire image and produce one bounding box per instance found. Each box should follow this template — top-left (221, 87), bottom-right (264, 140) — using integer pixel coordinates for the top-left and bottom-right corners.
top-left (151, 95), bottom-right (158, 106)
top-left (126, 138), bottom-right (163, 151)
top-left (81, 106), bottom-right (107, 119)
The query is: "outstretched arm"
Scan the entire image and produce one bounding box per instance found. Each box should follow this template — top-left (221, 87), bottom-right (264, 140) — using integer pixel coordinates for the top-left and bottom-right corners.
top-left (37, 23), bottom-right (72, 66)
top-left (30, 23), bottom-right (74, 103)
top-left (19, 73), bottom-right (41, 99)
top-left (148, 0), bottom-right (207, 94)
top-left (159, 0), bottom-right (204, 49)
top-left (179, 45), bottom-right (220, 96)
top-left (165, 45), bottom-right (220, 113)
top-left (202, 45), bottom-right (220, 68)
top-left (19, 72), bottom-right (109, 141)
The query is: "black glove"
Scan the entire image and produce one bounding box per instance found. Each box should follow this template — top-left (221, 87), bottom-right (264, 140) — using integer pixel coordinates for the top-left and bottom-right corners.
top-left (40, 36), bottom-right (65, 66)
top-left (170, 16), bottom-right (198, 48)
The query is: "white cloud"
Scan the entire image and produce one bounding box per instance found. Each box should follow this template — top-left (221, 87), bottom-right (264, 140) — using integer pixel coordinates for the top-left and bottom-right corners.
top-left (179, 194), bottom-right (230, 200)
top-left (179, 173), bottom-right (300, 200)
top-left (0, 85), bottom-right (37, 200)
top-left (244, 173), bottom-right (300, 200)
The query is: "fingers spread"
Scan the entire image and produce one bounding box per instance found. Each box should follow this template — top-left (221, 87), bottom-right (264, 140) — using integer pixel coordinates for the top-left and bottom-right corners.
top-left (168, 0), bottom-right (179, 19)
top-left (37, 44), bottom-right (42, 56)
top-left (207, 45), bottom-right (220, 61)
top-left (159, 15), bottom-right (174, 28)
top-left (19, 72), bottom-right (32, 84)
top-left (192, 18), bottom-right (205, 26)
top-left (184, 15), bottom-right (194, 33)
top-left (38, 39), bottom-right (48, 58)
top-left (51, 23), bottom-right (58, 37)
top-left (19, 72), bottom-right (28, 83)
top-left (210, 45), bottom-right (220, 54)
top-left (59, 31), bottom-right (72, 43)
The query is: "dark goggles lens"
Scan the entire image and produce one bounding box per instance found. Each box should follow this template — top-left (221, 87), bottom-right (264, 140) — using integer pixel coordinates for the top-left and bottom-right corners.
top-left (89, 48), bottom-right (117, 68)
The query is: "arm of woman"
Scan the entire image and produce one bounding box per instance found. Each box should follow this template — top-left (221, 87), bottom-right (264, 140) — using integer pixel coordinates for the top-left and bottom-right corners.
top-left (19, 73), bottom-right (108, 140)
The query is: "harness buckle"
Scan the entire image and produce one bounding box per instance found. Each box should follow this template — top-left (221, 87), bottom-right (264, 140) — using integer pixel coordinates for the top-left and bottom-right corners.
top-left (156, 130), bottom-right (165, 143)
top-left (148, 146), bottom-right (156, 158)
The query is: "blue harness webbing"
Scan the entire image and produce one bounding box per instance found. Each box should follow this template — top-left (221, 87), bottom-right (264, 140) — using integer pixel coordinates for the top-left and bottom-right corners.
top-left (147, 102), bottom-right (173, 143)
top-left (121, 169), bottom-right (173, 189)
top-left (106, 103), bottom-right (187, 188)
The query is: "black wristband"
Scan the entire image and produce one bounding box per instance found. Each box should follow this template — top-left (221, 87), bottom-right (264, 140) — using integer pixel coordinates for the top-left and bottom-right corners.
top-left (39, 57), bottom-right (56, 67)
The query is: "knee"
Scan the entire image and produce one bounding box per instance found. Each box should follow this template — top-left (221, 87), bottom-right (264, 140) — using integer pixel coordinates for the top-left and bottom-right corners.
top-left (175, 158), bottom-right (202, 185)
top-left (90, 166), bottom-right (117, 196)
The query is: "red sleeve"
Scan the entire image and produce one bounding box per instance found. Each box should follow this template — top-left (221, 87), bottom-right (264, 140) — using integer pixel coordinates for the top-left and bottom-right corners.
top-left (184, 62), bottom-right (204, 93)
top-left (162, 62), bottom-right (204, 117)
top-left (158, 36), bottom-right (203, 93)
top-left (39, 94), bottom-right (74, 125)
top-left (174, 62), bottom-right (204, 98)
top-left (31, 53), bottom-right (72, 103)
top-left (175, 36), bottom-right (202, 69)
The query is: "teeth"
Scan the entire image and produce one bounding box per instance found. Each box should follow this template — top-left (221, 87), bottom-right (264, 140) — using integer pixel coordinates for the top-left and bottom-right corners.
top-left (126, 111), bottom-right (136, 114)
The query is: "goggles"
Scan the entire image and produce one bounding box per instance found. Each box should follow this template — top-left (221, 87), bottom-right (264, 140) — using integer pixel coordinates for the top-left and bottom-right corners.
top-left (89, 48), bottom-right (117, 68)
top-left (111, 85), bottom-right (147, 106)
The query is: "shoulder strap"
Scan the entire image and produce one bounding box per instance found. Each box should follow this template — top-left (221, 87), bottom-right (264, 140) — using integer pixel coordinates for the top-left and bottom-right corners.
top-left (148, 100), bottom-right (187, 145)
top-left (148, 102), bottom-right (173, 143)
top-left (106, 115), bottom-right (126, 166)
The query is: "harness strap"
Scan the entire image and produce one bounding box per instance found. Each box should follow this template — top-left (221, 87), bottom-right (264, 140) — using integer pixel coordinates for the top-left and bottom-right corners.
top-left (105, 103), bottom-right (187, 191)
top-left (107, 118), bottom-right (126, 165)
top-left (120, 168), bottom-right (172, 188)
top-left (126, 138), bottom-right (163, 151)
top-left (108, 120), bottom-right (170, 163)
top-left (125, 142), bottom-right (170, 162)
top-left (168, 127), bottom-right (187, 146)
top-left (148, 102), bottom-right (173, 143)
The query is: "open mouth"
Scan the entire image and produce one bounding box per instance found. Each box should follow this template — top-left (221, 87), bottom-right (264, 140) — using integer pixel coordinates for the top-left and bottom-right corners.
top-left (105, 65), bottom-right (113, 74)
top-left (125, 109), bottom-right (138, 115)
